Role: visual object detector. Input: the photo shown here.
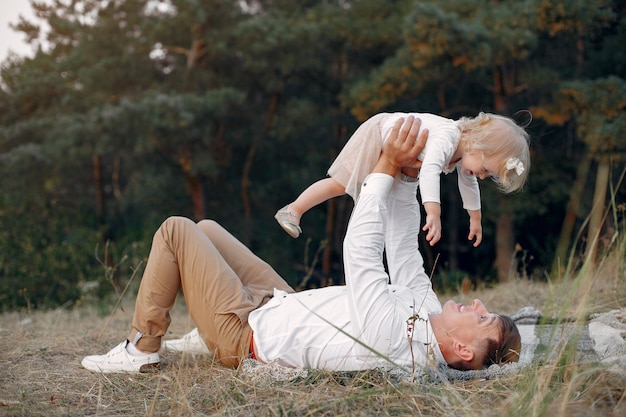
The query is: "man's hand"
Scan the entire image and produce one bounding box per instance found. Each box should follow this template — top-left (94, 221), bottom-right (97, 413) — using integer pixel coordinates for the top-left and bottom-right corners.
top-left (373, 116), bottom-right (428, 177)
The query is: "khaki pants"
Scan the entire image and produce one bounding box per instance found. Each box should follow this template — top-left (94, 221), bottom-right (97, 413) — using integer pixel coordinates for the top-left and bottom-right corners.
top-left (128, 216), bottom-right (294, 368)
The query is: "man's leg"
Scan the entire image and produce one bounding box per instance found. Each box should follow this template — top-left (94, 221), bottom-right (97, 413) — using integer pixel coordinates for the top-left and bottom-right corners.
top-left (128, 217), bottom-right (185, 354)
top-left (131, 216), bottom-right (291, 367)
top-left (189, 220), bottom-right (295, 366)
top-left (197, 219), bottom-right (294, 299)
top-left (83, 217), bottom-right (185, 373)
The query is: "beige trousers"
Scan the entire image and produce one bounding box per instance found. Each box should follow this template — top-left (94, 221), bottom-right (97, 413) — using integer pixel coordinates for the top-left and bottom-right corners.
top-left (128, 216), bottom-right (294, 368)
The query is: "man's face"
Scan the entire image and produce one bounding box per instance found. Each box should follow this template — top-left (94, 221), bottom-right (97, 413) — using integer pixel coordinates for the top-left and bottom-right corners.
top-left (438, 299), bottom-right (502, 349)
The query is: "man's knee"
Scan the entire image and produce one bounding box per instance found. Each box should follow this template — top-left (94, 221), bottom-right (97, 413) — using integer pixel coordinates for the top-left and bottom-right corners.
top-left (197, 219), bottom-right (221, 235)
top-left (163, 216), bottom-right (194, 227)
top-left (157, 216), bottom-right (196, 240)
top-left (197, 219), bottom-right (218, 227)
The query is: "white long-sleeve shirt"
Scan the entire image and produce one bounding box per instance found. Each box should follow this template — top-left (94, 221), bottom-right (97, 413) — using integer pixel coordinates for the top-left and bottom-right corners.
top-left (248, 174), bottom-right (444, 371)
top-left (381, 113), bottom-right (481, 210)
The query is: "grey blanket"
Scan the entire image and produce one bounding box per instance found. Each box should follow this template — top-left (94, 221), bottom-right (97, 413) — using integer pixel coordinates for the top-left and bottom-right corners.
top-left (239, 307), bottom-right (626, 384)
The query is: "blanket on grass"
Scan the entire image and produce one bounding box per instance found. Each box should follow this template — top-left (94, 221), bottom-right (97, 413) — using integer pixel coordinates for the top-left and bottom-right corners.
top-left (238, 307), bottom-right (543, 384)
top-left (236, 307), bottom-right (626, 383)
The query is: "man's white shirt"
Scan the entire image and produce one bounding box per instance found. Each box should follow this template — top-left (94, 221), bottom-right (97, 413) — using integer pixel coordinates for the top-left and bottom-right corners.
top-left (249, 174), bottom-right (444, 371)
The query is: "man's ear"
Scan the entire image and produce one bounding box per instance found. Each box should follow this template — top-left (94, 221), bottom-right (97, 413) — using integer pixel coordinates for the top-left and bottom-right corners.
top-left (452, 340), bottom-right (475, 363)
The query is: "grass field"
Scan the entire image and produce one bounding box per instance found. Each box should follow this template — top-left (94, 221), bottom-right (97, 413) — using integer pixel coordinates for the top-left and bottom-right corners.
top-left (1, 238), bottom-right (624, 416)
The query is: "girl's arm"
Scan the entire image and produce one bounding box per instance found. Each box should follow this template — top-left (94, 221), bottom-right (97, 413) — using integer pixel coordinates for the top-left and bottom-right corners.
top-left (457, 169), bottom-right (481, 210)
top-left (457, 170), bottom-right (482, 247)
top-left (422, 201), bottom-right (442, 246)
top-left (467, 209), bottom-right (483, 247)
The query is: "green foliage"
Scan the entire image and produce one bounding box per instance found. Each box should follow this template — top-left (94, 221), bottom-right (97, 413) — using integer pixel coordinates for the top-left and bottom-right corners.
top-left (556, 77), bottom-right (626, 154)
top-left (535, 0), bottom-right (616, 37)
top-left (344, 0), bottom-right (538, 119)
top-left (0, 0), bottom-right (624, 308)
top-left (0, 204), bottom-right (100, 310)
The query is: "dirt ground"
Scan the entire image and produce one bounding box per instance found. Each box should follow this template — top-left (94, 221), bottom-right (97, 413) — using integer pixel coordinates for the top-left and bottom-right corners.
top-left (1, 274), bottom-right (624, 416)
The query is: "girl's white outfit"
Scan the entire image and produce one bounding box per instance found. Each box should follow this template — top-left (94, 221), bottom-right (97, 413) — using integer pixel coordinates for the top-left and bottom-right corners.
top-left (327, 112), bottom-right (481, 211)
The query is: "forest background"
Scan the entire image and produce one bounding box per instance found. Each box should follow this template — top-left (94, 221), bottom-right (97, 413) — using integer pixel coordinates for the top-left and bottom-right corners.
top-left (0, 0), bottom-right (624, 310)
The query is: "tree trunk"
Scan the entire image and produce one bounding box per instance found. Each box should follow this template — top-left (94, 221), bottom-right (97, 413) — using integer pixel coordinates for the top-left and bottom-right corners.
top-left (240, 93), bottom-right (279, 243)
top-left (93, 154), bottom-right (105, 229)
top-left (552, 152), bottom-right (592, 277)
top-left (447, 179), bottom-right (460, 271)
top-left (178, 150), bottom-right (205, 220)
top-left (166, 34), bottom-right (208, 221)
top-left (492, 62), bottom-right (516, 282)
top-left (322, 197), bottom-right (336, 287)
top-left (323, 51), bottom-right (349, 283)
top-left (93, 153), bottom-right (119, 289)
top-left (187, 174), bottom-right (205, 221)
top-left (586, 156), bottom-right (610, 263)
top-left (495, 208), bottom-right (515, 282)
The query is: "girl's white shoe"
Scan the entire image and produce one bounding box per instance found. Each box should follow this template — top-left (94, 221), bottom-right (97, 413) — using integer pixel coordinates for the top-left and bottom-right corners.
top-left (274, 206), bottom-right (302, 238)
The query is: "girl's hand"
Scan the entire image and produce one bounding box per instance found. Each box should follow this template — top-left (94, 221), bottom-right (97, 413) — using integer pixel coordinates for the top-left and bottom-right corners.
top-left (423, 201), bottom-right (442, 246)
top-left (423, 214), bottom-right (442, 246)
top-left (468, 209), bottom-right (482, 247)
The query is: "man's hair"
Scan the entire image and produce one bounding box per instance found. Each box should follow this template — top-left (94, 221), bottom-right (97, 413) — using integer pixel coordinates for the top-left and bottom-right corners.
top-left (448, 315), bottom-right (521, 371)
top-left (482, 315), bottom-right (521, 368)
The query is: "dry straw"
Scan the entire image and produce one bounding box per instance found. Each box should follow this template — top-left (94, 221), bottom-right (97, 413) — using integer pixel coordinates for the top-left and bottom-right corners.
top-left (0, 205), bottom-right (624, 416)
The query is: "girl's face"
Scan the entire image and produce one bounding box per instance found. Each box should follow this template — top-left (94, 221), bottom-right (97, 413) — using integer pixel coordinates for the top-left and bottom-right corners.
top-left (461, 152), bottom-right (498, 180)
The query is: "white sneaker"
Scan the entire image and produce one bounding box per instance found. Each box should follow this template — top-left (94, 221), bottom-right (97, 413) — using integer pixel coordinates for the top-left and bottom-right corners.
top-left (81, 340), bottom-right (160, 373)
top-left (162, 328), bottom-right (211, 355)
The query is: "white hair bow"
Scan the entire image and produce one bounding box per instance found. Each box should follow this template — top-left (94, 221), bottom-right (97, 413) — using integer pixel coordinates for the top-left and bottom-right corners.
top-left (506, 157), bottom-right (525, 175)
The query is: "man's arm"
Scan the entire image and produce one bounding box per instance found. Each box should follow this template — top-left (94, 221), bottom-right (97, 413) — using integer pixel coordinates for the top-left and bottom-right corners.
top-left (382, 120), bottom-right (439, 309)
top-left (343, 116), bottom-right (428, 342)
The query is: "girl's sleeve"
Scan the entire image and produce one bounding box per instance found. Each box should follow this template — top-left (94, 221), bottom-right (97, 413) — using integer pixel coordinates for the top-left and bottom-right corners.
top-left (417, 132), bottom-right (454, 205)
top-left (457, 168), bottom-right (481, 210)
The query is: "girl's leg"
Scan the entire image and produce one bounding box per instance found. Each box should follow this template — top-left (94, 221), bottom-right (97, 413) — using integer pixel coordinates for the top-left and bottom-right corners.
top-left (275, 178), bottom-right (345, 238)
top-left (288, 177), bottom-right (346, 218)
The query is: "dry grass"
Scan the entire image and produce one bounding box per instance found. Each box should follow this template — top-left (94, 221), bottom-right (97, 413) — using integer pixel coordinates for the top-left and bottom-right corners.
top-left (1, 240), bottom-right (624, 416)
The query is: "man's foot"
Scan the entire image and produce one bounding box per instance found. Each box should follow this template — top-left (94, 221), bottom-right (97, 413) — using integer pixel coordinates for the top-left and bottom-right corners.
top-left (274, 205), bottom-right (302, 238)
top-left (81, 340), bottom-right (160, 373)
top-left (162, 328), bottom-right (211, 355)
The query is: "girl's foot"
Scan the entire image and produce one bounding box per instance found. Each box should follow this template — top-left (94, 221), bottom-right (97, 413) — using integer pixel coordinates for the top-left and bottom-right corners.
top-left (274, 205), bottom-right (302, 238)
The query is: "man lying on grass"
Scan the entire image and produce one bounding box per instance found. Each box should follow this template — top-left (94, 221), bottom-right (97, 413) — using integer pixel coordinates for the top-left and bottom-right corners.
top-left (82, 116), bottom-right (521, 374)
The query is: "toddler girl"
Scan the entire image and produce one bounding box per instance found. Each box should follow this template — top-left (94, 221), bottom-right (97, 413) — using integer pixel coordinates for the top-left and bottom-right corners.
top-left (275, 112), bottom-right (530, 247)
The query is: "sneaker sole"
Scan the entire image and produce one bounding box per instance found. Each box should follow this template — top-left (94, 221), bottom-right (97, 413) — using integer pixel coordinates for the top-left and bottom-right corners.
top-left (139, 362), bottom-right (161, 373)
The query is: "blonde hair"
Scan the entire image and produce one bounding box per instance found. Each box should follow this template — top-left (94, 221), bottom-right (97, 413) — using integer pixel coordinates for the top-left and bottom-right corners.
top-left (457, 112), bottom-right (531, 193)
